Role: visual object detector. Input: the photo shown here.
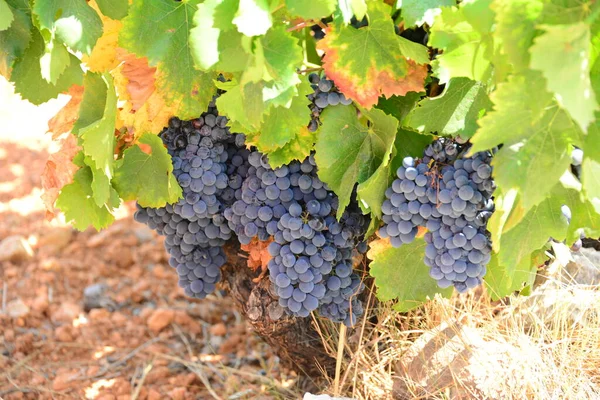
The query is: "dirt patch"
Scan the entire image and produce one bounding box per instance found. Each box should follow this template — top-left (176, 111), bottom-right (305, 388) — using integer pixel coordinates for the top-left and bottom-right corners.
top-left (0, 79), bottom-right (299, 399)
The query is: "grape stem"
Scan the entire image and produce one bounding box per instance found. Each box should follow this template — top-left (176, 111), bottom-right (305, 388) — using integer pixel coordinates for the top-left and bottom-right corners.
top-left (297, 67), bottom-right (323, 74)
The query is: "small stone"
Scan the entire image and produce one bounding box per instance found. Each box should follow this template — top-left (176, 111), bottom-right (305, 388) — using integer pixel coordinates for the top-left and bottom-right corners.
top-left (147, 309), bottom-right (174, 333)
top-left (133, 225), bottom-right (154, 243)
top-left (55, 325), bottom-right (73, 342)
top-left (53, 301), bottom-right (81, 323)
top-left (15, 332), bottom-right (34, 354)
top-left (38, 228), bottom-right (73, 254)
top-left (209, 322), bottom-right (227, 336)
top-left (83, 283), bottom-right (116, 312)
top-left (147, 389), bottom-right (162, 400)
top-left (88, 308), bottom-right (111, 321)
top-left (0, 235), bottom-right (33, 263)
top-left (169, 387), bottom-right (187, 400)
top-left (84, 282), bottom-right (107, 298)
top-left (31, 294), bottom-right (49, 313)
top-left (52, 371), bottom-right (76, 391)
top-left (6, 298), bottom-right (30, 318)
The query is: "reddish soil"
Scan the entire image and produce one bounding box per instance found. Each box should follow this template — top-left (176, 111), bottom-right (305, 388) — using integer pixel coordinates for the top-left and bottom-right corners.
top-left (0, 81), bottom-right (298, 399)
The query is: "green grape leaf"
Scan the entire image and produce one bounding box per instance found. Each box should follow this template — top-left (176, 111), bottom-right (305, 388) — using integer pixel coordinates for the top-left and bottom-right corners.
top-left (113, 133), bottom-right (182, 207)
top-left (0, 0), bottom-right (31, 76)
top-left (390, 128), bottom-right (433, 172)
top-left (78, 73), bottom-right (117, 206)
top-left (492, 0), bottom-right (542, 72)
top-left (356, 159), bottom-right (392, 218)
top-left (428, 0), bottom-right (495, 83)
top-left (257, 80), bottom-right (312, 152)
top-left (368, 238), bottom-right (453, 312)
top-left (317, 1), bottom-right (427, 108)
top-left (491, 105), bottom-right (580, 212)
top-left (376, 92), bottom-right (422, 123)
top-left (470, 71), bottom-right (554, 152)
top-left (361, 128), bottom-right (434, 217)
top-left (84, 156), bottom-right (114, 208)
top-left (405, 77), bottom-right (491, 139)
top-left (315, 105), bottom-right (398, 216)
top-left (397, 36), bottom-right (430, 65)
top-left (555, 172), bottom-right (600, 244)
top-left (39, 38), bottom-right (70, 85)
top-left (232, 0), bottom-right (271, 37)
top-left (120, 0), bottom-right (217, 120)
top-left (56, 167), bottom-right (118, 231)
top-left (190, 0), bottom-right (224, 71)
top-left (261, 26), bottom-right (303, 82)
top-left (72, 71), bottom-right (107, 134)
top-left (338, 0), bottom-right (367, 24)
top-left (0, 0), bottom-right (14, 31)
top-left (530, 22), bottom-right (598, 131)
top-left (484, 253), bottom-right (537, 301)
top-left (486, 187), bottom-right (518, 252)
top-left (215, 30), bottom-right (250, 73)
top-left (400, 0), bottom-right (455, 27)
top-left (539, 0), bottom-right (598, 25)
top-left (285, 0), bottom-right (336, 20)
top-left (498, 194), bottom-right (567, 275)
top-left (266, 126), bottom-right (316, 168)
top-left (95, 0), bottom-right (128, 20)
top-left (582, 121), bottom-right (600, 211)
top-left (216, 80), bottom-right (265, 133)
top-left (10, 30), bottom-right (83, 105)
top-left (33, 0), bottom-right (103, 54)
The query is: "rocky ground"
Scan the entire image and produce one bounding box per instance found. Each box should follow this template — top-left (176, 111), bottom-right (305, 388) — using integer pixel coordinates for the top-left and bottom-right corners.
top-left (0, 80), bottom-right (298, 399)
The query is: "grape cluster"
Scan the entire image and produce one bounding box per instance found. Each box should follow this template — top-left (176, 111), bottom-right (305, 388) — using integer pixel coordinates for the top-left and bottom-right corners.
top-left (134, 100), bottom-right (247, 299)
top-left (307, 73), bottom-right (353, 132)
top-left (134, 101), bottom-right (369, 325)
top-left (224, 151), bottom-right (369, 325)
top-left (379, 138), bottom-right (495, 293)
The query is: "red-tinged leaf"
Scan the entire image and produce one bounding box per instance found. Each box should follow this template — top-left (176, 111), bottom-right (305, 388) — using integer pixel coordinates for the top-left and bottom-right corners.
top-left (240, 237), bottom-right (273, 276)
top-left (41, 135), bottom-right (81, 220)
top-left (113, 49), bottom-right (178, 136)
top-left (317, 2), bottom-right (427, 108)
top-left (138, 142), bottom-right (152, 154)
top-left (116, 49), bottom-right (157, 111)
top-left (47, 85), bottom-right (84, 139)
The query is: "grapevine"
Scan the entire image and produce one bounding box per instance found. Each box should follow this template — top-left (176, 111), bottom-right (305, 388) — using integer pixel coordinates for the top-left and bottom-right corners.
top-left (0, 0), bottom-right (597, 330)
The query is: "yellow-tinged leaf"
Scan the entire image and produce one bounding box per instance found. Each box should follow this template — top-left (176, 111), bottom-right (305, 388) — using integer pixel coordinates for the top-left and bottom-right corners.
top-left (41, 135), bottom-right (80, 220)
top-left (47, 85), bottom-right (84, 139)
top-left (316, 2), bottom-right (428, 108)
top-left (83, 1), bottom-right (122, 72)
top-left (113, 50), bottom-right (177, 136)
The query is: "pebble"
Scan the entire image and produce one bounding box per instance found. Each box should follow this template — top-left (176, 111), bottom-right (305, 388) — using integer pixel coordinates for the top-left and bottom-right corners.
top-left (133, 225), bottom-right (154, 243)
top-left (147, 389), bottom-right (162, 400)
top-left (6, 298), bottom-right (30, 318)
top-left (0, 235), bottom-right (33, 263)
top-left (55, 325), bottom-right (74, 342)
top-left (169, 387), bottom-right (187, 400)
top-left (52, 301), bottom-right (82, 323)
top-left (147, 309), bottom-right (174, 333)
top-left (39, 228), bottom-right (73, 253)
top-left (209, 322), bottom-right (227, 336)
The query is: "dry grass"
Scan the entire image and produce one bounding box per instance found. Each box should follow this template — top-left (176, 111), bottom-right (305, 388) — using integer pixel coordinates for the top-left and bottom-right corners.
top-left (316, 244), bottom-right (600, 400)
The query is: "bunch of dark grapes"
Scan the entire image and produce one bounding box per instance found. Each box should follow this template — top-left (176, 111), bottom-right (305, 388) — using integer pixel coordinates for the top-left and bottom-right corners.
top-left (307, 73), bottom-right (353, 132)
top-left (379, 138), bottom-right (495, 293)
top-left (134, 99), bottom-right (247, 299)
top-left (134, 98), bottom-right (370, 325)
top-left (224, 150), bottom-right (369, 326)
